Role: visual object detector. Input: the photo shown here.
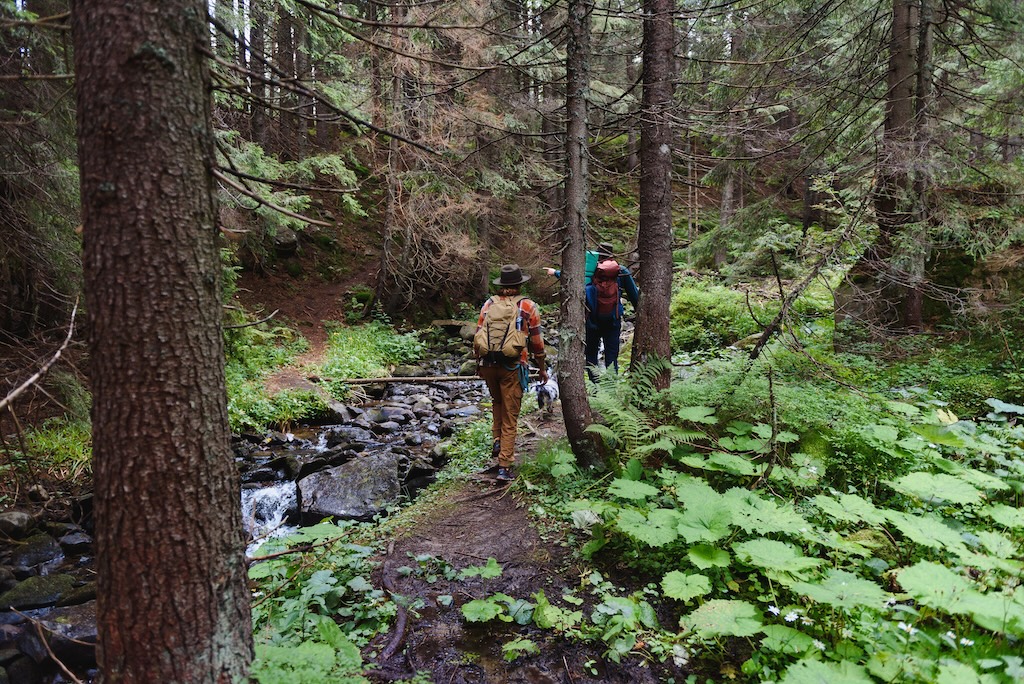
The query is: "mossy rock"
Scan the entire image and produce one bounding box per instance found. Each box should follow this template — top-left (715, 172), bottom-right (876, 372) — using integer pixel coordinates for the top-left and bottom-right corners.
top-left (846, 529), bottom-right (899, 563)
top-left (0, 574), bottom-right (75, 610)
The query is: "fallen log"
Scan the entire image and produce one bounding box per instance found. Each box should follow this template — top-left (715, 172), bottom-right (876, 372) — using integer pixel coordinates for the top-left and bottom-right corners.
top-left (323, 373), bottom-right (540, 384)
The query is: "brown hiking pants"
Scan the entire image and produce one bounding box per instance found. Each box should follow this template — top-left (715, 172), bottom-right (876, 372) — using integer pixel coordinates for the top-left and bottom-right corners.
top-left (478, 364), bottom-right (524, 468)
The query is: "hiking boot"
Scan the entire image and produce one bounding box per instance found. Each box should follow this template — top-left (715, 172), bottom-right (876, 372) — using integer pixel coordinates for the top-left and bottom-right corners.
top-left (491, 440), bottom-right (500, 458)
top-left (496, 467), bottom-right (514, 482)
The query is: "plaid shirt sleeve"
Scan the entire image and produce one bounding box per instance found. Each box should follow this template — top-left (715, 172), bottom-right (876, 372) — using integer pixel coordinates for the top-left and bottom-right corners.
top-left (522, 299), bottom-right (545, 361)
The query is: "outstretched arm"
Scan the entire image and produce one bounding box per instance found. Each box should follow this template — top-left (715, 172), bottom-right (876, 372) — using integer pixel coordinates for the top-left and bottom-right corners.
top-left (619, 268), bottom-right (640, 308)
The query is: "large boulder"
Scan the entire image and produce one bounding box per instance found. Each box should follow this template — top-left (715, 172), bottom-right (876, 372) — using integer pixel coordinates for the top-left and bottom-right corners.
top-left (0, 513), bottom-right (34, 540)
top-left (298, 452), bottom-right (400, 522)
top-left (0, 575), bottom-right (75, 611)
top-left (8, 535), bottom-right (62, 577)
top-left (17, 600), bottom-right (96, 669)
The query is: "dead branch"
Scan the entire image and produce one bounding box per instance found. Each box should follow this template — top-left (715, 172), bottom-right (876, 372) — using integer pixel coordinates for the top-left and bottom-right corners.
top-left (0, 301), bottom-right (78, 414)
top-left (224, 309), bottom-right (279, 330)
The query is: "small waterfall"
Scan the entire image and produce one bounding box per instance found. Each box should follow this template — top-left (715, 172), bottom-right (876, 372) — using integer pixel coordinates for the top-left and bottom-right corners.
top-left (241, 482), bottom-right (298, 555)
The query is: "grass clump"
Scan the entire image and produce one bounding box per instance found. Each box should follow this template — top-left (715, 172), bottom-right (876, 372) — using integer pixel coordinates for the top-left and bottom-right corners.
top-left (317, 321), bottom-right (425, 380)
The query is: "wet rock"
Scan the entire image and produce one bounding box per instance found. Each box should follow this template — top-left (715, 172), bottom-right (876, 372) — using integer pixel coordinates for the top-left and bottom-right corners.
top-left (0, 570), bottom-right (14, 594)
top-left (280, 451), bottom-right (329, 480)
top-left (273, 226), bottom-right (299, 257)
top-left (17, 600), bottom-right (96, 669)
top-left (459, 323), bottom-right (476, 341)
top-left (443, 405), bottom-right (480, 418)
top-left (26, 486), bottom-right (48, 504)
top-left (380, 406), bottom-right (412, 423)
top-left (8, 535), bottom-right (62, 577)
top-left (372, 421), bottom-right (402, 434)
top-left (57, 582), bottom-right (96, 607)
top-left (5, 655), bottom-right (39, 684)
top-left (0, 513), bottom-right (34, 540)
top-left (57, 532), bottom-right (92, 555)
top-left (242, 467), bottom-right (279, 484)
top-left (393, 364), bottom-right (428, 377)
top-left (0, 648), bottom-right (16, 665)
top-left (458, 360), bottom-right (477, 375)
top-left (298, 452), bottom-right (400, 522)
top-left (405, 434), bottom-right (424, 446)
top-left (324, 400), bottom-right (354, 422)
top-left (0, 575), bottom-right (74, 610)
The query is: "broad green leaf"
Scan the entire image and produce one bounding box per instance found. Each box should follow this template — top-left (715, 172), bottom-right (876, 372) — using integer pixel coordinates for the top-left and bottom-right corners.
top-left (608, 478), bottom-right (660, 501)
top-left (616, 508), bottom-right (681, 547)
top-left (780, 659), bottom-right (873, 684)
top-left (677, 405), bottom-right (718, 424)
top-left (911, 423), bottom-right (968, 447)
top-left (935, 661), bottom-right (996, 684)
top-left (672, 474), bottom-right (722, 508)
top-left (707, 451), bottom-right (760, 475)
top-left (812, 493), bottom-right (887, 526)
top-left (898, 561), bottom-right (977, 614)
top-left (677, 500), bottom-right (733, 543)
top-left (760, 624), bottom-right (815, 654)
top-left (885, 510), bottom-right (967, 555)
top-left (532, 590), bottom-right (582, 631)
top-left (982, 503), bottom-right (1024, 529)
top-left (953, 467), bottom-right (1010, 492)
top-left (662, 571), bottom-right (711, 602)
top-left (976, 530), bottom-right (1018, 558)
top-left (501, 637), bottom-right (539, 661)
top-left (986, 397), bottom-right (1024, 414)
top-left (733, 539), bottom-right (824, 583)
top-left (688, 544), bottom-right (731, 569)
top-left (459, 557), bottom-right (502, 579)
top-left (680, 599), bottom-right (762, 637)
top-left (461, 599), bottom-right (504, 622)
top-left (724, 488), bottom-right (811, 535)
top-left (888, 472), bottom-right (983, 506)
top-left (793, 569), bottom-right (889, 610)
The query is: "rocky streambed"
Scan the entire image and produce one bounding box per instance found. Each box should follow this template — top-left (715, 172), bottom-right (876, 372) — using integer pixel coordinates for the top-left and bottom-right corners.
top-left (0, 333), bottom-right (502, 683)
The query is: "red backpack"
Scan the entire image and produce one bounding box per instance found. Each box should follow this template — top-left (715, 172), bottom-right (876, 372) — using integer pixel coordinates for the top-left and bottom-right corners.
top-left (593, 260), bottom-right (621, 319)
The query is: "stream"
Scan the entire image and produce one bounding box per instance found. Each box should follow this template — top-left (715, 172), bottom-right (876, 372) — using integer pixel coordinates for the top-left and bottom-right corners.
top-left (0, 337), bottom-right (493, 682)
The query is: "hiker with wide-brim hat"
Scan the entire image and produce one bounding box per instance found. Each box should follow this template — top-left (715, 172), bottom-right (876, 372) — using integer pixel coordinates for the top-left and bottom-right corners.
top-left (473, 264), bottom-right (547, 482)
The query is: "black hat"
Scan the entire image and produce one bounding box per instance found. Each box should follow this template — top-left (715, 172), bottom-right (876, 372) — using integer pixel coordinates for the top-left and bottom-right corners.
top-left (493, 264), bottom-right (531, 286)
top-left (597, 242), bottom-right (615, 259)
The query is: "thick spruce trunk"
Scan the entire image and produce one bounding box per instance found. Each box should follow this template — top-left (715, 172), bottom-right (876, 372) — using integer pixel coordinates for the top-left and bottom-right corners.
top-left (631, 0), bottom-right (675, 388)
top-left (560, 0), bottom-right (602, 469)
top-left (71, 0), bottom-right (253, 680)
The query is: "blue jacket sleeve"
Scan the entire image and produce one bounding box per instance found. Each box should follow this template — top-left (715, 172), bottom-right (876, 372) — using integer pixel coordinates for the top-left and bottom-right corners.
top-left (618, 267), bottom-right (640, 308)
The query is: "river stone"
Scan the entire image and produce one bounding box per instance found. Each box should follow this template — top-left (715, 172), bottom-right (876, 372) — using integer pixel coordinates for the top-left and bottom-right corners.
top-left (393, 364), bottom-right (428, 377)
top-left (459, 323), bottom-right (476, 341)
top-left (458, 360), bottom-right (477, 376)
top-left (8, 535), bottom-right (62, 576)
top-left (4, 656), bottom-right (37, 684)
top-left (443, 405), bottom-right (480, 418)
top-left (57, 582), bottom-right (96, 607)
top-left (57, 532), bottom-right (92, 555)
top-left (17, 600), bottom-right (96, 669)
top-left (0, 512), bottom-right (34, 540)
top-left (371, 421), bottom-right (401, 434)
top-left (325, 400), bottom-right (354, 422)
top-left (0, 575), bottom-right (74, 610)
top-left (380, 406), bottom-right (411, 423)
top-left (298, 452), bottom-right (400, 522)
top-left (0, 569), bottom-right (14, 593)
top-left (273, 226), bottom-right (299, 257)
top-left (0, 648), bottom-right (16, 665)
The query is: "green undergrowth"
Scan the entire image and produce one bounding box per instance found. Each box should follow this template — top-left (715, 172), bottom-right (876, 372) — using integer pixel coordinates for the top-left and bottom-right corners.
top-left (483, 366), bottom-right (1024, 683)
top-left (248, 417), bottom-right (492, 683)
top-left (225, 319), bottom-right (424, 432)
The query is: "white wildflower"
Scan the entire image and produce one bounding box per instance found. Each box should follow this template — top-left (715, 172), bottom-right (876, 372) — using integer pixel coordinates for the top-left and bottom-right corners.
top-left (959, 637), bottom-right (974, 646)
top-left (672, 644), bottom-right (690, 667)
top-left (813, 639), bottom-right (826, 651)
top-left (784, 611), bottom-right (799, 623)
top-left (768, 605), bottom-right (781, 616)
top-left (897, 621), bottom-right (917, 636)
top-left (945, 631), bottom-right (956, 641)
top-left (807, 466), bottom-right (818, 475)
top-left (801, 616), bottom-right (814, 626)
top-left (841, 628), bottom-right (854, 639)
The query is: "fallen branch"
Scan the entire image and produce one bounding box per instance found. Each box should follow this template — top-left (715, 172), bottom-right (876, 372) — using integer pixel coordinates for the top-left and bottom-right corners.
top-left (0, 301), bottom-right (78, 414)
top-left (330, 373), bottom-right (539, 385)
top-left (224, 309), bottom-right (279, 330)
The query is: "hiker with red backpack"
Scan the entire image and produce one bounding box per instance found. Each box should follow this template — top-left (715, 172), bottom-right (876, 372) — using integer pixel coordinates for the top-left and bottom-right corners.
top-left (473, 264), bottom-right (548, 481)
top-left (546, 243), bottom-right (639, 374)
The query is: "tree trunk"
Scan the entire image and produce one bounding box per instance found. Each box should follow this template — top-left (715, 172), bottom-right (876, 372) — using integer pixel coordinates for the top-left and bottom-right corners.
top-left (275, 6), bottom-right (296, 159)
top-left (560, 0), bottom-right (602, 469)
top-left (71, 0), bottom-right (254, 680)
top-left (837, 0), bottom-right (922, 336)
top-left (630, 0), bottom-right (675, 389)
top-left (250, 0), bottom-right (268, 146)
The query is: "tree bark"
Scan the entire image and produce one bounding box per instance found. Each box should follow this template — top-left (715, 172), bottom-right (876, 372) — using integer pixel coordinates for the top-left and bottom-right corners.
top-left (631, 0), bottom-right (675, 389)
top-left (71, 0), bottom-right (253, 680)
top-left (560, 0), bottom-right (602, 469)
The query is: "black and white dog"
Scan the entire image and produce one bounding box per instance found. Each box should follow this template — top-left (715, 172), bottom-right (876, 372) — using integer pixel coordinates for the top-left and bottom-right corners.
top-left (535, 377), bottom-right (560, 417)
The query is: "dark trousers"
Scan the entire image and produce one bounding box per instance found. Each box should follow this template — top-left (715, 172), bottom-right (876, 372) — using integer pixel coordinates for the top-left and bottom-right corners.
top-left (585, 322), bottom-right (622, 371)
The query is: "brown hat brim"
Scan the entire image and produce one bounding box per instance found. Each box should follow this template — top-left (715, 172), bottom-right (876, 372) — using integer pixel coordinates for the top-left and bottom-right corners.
top-left (493, 273), bottom-right (531, 286)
